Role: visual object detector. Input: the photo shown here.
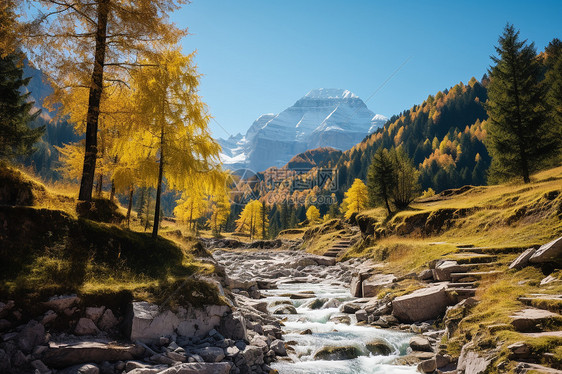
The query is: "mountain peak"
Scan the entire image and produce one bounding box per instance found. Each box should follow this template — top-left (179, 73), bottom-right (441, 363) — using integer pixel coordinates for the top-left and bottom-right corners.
top-left (303, 88), bottom-right (358, 100)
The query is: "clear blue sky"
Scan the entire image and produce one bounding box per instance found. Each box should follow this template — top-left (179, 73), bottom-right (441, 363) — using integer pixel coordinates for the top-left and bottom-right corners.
top-left (173, 0), bottom-right (562, 139)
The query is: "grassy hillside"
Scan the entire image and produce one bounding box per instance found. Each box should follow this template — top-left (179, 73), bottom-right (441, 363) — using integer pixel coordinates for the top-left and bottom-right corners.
top-left (299, 165), bottom-right (562, 371)
top-left (0, 163), bottom-right (223, 311)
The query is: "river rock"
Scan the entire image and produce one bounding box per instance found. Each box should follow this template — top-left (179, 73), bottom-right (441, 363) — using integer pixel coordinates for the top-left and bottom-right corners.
top-left (529, 237), bottom-right (562, 265)
top-left (509, 247), bottom-right (537, 269)
top-left (418, 358), bottom-right (437, 373)
top-left (17, 320), bottom-right (46, 353)
top-left (270, 339), bottom-right (287, 356)
top-left (328, 314), bottom-right (351, 324)
top-left (272, 304), bottom-right (297, 315)
top-left (158, 362), bottom-right (232, 374)
top-left (313, 346), bottom-right (362, 361)
top-left (218, 311), bottom-right (247, 340)
top-left (75, 318), bottom-right (100, 336)
top-left (365, 339), bottom-right (392, 356)
top-left (322, 298), bottom-right (341, 309)
top-left (43, 341), bottom-right (144, 368)
top-left (195, 347), bottom-right (225, 362)
top-left (362, 274), bottom-right (396, 298)
top-left (43, 295), bottom-right (79, 312)
top-left (509, 308), bottom-right (562, 332)
top-left (392, 284), bottom-right (450, 323)
top-left (355, 309), bottom-right (368, 323)
top-left (31, 359), bottom-right (50, 373)
top-left (409, 336), bottom-right (432, 352)
top-left (59, 364), bottom-right (100, 374)
top-left (98, 308), bottom-right (118, 331)
top-left (41, 310), bottom-right (58, 326)
top-left (240, 345), bottom-right (264, 366)
top-left (85, 307), bottom-right (105, 323)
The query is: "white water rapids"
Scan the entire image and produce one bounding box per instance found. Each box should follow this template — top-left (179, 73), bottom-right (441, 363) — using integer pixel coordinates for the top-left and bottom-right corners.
top-left (212, 249), bottom-right (418, 374)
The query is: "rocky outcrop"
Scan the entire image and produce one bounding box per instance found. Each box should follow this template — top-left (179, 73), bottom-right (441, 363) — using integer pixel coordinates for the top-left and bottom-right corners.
top-left (392, 284), bottom-right (451, 323)
top-left (457, 343), bottom-right (494, 374)
top-left (509, 247), bottom-right (537, 269)
top-left (509, 308), bottom-right (562, 332)
top-left (127, 302), bottom-right (229, 343)
top-left (361, 274), bottom-right (397, 298)
top-left (43, 342), bottom-right (144, 368)
top-left (529, 237), bottom-right (562, 266)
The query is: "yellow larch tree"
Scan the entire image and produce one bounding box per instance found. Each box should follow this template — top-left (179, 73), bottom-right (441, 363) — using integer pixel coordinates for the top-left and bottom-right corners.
top-left (17, 0), bottom-right (188, 201)
top-left (236, 200), bottom-right (268, 240)
top-left (305, 205), bottom-right (320, 225)
top-left (341, 178), bottom-right (368, 219)
top-left (129, 49), bottom-right (223, 237)
top-left (208, 188), bottom-right (231, 235)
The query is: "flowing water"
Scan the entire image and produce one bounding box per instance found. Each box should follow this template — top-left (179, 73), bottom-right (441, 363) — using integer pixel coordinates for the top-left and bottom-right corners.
top-left (212, 249), bottom-right (418, 374)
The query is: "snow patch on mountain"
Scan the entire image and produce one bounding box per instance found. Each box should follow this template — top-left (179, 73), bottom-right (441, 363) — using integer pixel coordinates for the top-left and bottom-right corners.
top-left (217, 89), bottom-right (387, 171)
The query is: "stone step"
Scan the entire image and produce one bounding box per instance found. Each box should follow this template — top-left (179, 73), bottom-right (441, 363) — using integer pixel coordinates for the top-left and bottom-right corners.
top-left (447, 282), bottom-right (478, 288)
top-left (447, 288), bottom-right (477, 295)
top-left (519, 295), bottom-right (562, 314)
top-left (448, 254), bottom-right (498, 264)
top-left (450, 271), bottom-right (502, 282)
top-left (323, 252), bottom-right (339, 258)
top-left (457, 246), bottom-right (535, 254)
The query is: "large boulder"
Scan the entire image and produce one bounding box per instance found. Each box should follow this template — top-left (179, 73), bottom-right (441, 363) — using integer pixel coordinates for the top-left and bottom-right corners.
top-left (43, 342), bottom-right (144, 368)
top-left (217, 311), bottom-right (247, 340)
top-left (432, 261), bottom-right (464, 281)
top-left (509, 247), bottom-right (537, 269)
top-left (392, 284), bottom-right (450, 323)
top-left (457, 343), bottom-right (493, 374)
top-left (509, 308), bottom-right (562, 332)
top-left (529, 237), bottom-right (562, 265)
top-left (313, 345), bottom-right (362, 361)
top-left (409, 336), bottom-right (432, 352)
top-left (365, 339), bottom-right (392, 356)
top-left (362, 274), bottom-right (397, 298)
top-left (158, 363), bottom-right (232, 374)
top-left (127, 302), bottom-right (229, 343)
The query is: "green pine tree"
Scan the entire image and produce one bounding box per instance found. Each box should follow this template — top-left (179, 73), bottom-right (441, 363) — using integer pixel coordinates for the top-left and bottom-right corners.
top-left (0, 52), bottom-right (44, 159)
top-left (367, 147), bottom-right (395, 215)
top-left (545, 40), bottom-right (562, 148)
top-left (486, 24), bottom-right (558, 183)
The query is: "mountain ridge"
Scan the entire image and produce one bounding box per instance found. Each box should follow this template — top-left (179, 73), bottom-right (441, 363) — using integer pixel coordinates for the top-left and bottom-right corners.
top-left (217, 88), bottom-right (387, 172)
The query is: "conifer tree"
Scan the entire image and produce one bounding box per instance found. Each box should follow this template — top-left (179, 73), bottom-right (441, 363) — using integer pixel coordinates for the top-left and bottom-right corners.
top-left (391, 147), bottom-right (420, 209)
top-left (236, 200), bottom-right (268, 240)
top-left (367, 147), bottom-right (395, 215)
top-left (0, 52), bottom-right (44, 159)
top-left (486, 24), bottom-right (558, 183)
top-left (545, 40), bottom-right (562, 144)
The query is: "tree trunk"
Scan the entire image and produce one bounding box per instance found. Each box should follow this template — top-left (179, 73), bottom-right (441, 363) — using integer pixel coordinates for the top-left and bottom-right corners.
top-left (96, 173), bottom-right (103, 197)
top-left (144, 191), bottom-right (151, 232)
top-left (110, 155), bottom-right (118, 201)
top-left (152, 126), bottom-right (165, 238)
top-left (78, 0), bottom-right (110, 202)
top-left (126, 185), bottom-right (134, 228)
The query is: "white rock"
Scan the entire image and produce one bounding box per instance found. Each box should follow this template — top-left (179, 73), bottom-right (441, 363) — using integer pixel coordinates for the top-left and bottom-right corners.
top-left (392, 284), bottom-right (450, 323)
top-left (529, 237), bottom-right (562, 265)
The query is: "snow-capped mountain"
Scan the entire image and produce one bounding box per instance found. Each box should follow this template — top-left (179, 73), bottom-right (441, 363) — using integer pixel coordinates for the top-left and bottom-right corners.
top-left (217, 89), bottom-right (387, 171)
